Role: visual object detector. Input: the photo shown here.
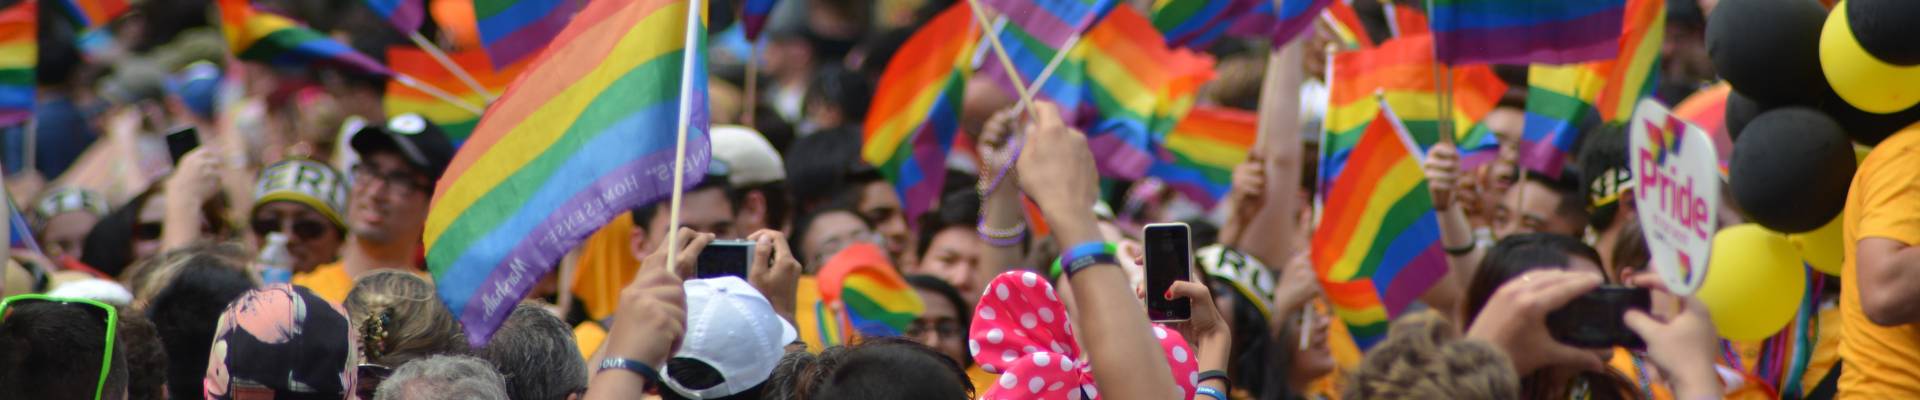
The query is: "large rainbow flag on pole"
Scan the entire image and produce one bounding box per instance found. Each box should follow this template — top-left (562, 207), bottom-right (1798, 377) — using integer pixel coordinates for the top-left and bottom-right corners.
top-left (385, 47), bottom-right (529, 143)
top-left (425, 0), bottom-right (710, 346)
top-left (474, 0), bottom-right (581, 69)
top-left (1147, 106), bottom-right (1256, 207)
top-left (1312, 101), bottom-right (1448, 350)
top-left (1428, 0), bottom-right (1625, 65)
top-left (862, 3), bottom-right (977, 230)
top-left (1323, 34), bottom-right (1507, 183)
top-left (217, 0), bottom-right (391, 76)
top-left (1518, 0), bottom-right (1663, 177)
top-left (0, 0), bottom-right (32, 127)
top-left (364, 0), bottom-right (428, 34)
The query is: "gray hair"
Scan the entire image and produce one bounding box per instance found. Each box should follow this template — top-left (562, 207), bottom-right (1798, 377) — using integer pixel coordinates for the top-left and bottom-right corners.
top-left (374, 355), bottom-right (509, 400)
top-left (479, 303), bottom-right (588, 400)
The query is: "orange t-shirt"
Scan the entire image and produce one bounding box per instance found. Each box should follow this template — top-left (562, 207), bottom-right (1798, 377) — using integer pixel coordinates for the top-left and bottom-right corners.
top-left (291, 262), bottom-right (354, 304)
top-left (1839, 127), bottom-right (1920, 397)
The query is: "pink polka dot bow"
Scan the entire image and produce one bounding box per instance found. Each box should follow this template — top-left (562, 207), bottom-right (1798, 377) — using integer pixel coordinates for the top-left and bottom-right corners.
top-left (969, 271), bottom-right (1200, 400)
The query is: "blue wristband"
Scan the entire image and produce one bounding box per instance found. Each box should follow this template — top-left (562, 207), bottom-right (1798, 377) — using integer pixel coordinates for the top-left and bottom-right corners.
top-left (598, 358), bottom-right (660, 387)
top-left (1195, 386), bottom-right (1229, 400)
top-left (1056, 241), bottom-right (1118, 278)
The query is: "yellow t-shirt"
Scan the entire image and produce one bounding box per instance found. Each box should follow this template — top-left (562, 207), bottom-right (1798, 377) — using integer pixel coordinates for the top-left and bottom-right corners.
top-left (573, 320), bottom-right (608, 363)
top-left (1840, 127), bottom-right (1920, 397)
top-left (291, 262), bottom-right (354, 304)
top-left (571, 213), bottom-right (642, 320)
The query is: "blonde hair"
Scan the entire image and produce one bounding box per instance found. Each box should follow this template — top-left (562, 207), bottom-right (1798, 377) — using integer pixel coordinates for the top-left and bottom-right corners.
top-left (1345, 311), bottom-right (1520, 400)
top-left (121, 242), bottom-right (256, 311)
top-left (345, 270), bottom-right (468, 367)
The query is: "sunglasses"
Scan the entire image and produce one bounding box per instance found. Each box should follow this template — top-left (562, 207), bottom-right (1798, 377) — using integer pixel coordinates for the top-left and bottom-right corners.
top-left (133, 220), bottom-right (224, 241)
top-left (251, 217), bottom-right (332, 241)
top-left (356, 364), bottom-right (393, 399)
top-left (0, 294), bottom-right (119, 400)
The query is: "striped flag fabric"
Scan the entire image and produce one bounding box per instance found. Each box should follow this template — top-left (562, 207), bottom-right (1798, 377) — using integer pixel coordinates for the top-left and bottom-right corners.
top-left (1147, 106), bottom-right (1257, 207)
top-left (981, 0), bottom-right (1119, 48)
top-left (861, 2), bottom-right (978, 228)
top-left (1149, 0), bottom-right (1260, 49)
top-left (363, 0), bottom-right (427, 34)
top-left (1322, 0), bottom-right (1374, 49)
top-left (217, 0), bottom-right (391, 76)
top-left (57, 0), bottom-right (129, 28)
top-left (1517, 0), bottom-right (1663, 177)
top-left (1311, 101), bottom-right (1448, 350)
top-left (1428, 0), bottom-right (1625, 65)
top-left (0, 0), bottom-right (32, 127)
top-left (1322, 34), bottom-right (1507, 183)
top-left (1227, 0), bottom-right (1332, 46)
top-left (384, 47), bottom-right (529, 144)
top-left (424, 0), bottom-right (709, 346)
top-left (740, 0), bottom-right (777, 41)
top-left (432, 0), bottom-right (485, 49)
top-left (1382, 2), bottom-right (1429, 38)
top-left (816, 242), bottom-right (924, 337)
top-left (474, 0), bottom-right (582, 69)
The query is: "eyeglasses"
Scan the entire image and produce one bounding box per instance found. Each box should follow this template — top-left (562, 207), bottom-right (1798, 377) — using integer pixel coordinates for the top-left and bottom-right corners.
top-left (356, 364), bottom-right (393, 399)
top-left (252, 217), bottom-right (332, 241)
top-left (351, 165), bottom-right (431, 195)
top-left (0, 294), bottom-right (119, 400)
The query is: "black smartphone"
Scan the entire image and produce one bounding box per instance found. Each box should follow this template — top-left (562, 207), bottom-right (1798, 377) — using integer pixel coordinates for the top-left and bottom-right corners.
top-left (165, 126), bottom-right (200, 164)
top-left (696, 240), bottom-right (755, 280)
top-left (1547, 285), bottom-right (1651, 349)
top-left (1144, 223), bottom-right (1192, 322)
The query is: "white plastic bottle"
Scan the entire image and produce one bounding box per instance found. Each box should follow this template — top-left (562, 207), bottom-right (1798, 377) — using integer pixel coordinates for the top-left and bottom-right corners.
top-left (258, 232), bottom-right (294, 283)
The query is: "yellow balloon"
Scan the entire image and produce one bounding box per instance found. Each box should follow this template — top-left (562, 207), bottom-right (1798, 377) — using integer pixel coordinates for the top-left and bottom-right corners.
top-left (1791, 217), bottom-right (1845, 276)
top-left (1699, 224), bottom-right (1807, 341)
top-left (1819, 1), bottom-right (1920, 114)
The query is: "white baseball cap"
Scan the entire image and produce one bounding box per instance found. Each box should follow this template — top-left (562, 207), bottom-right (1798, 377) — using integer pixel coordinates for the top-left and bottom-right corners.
top-left (710, 125), bottom-right (786, 187)
top-left (660, 277), bottom-right (799, 399)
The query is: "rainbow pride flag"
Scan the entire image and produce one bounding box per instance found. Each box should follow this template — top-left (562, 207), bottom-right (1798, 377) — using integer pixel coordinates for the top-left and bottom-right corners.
top-left (1518, 0), bottom-right (1663, 177)
top-left (1323, 34), bottom-right (1508, 183)
top-left (1322, 0), bottom-right (1374, 49)
top-left (364, 0), bottom-right (427, 34)
top-left (0, 0), bottom-right (32, 127)
top-left (385, 47), bottom-right (529, 143)
top-left (862, 3), bottom-right (978, 227)
top-left (217, 0), bottom-right (390, 77)
top-left (817, 242), bottom-right (924, 337)
top-left (740, 0), bottom-right (777, 41)
top-left (433, 0), bottom-right (484, 49)
top-left (1382, 2), bottom-right (1429, 38)
top-left (982, 0), bottom-right (1119, 47)
top-left (1147, 106), bottom-right (1256, 207)
top-left (425, 0), bottom-right (709, 346)
top-left (1428, 0), bottom-right (1625, 65)
top-left (1227, 0), bottom-right (1332, 46)
top-left (474, 0), bottom-right (581, 69)
top-left (1149, 0), bottom-right (1260, 49)
top-left (1312, 101), bottom-right (1447, 350)
top-left (58, 0), bottom-right (128, 28)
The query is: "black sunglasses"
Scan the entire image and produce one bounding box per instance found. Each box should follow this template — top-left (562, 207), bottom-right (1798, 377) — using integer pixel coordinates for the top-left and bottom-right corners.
top-left (251, 217), bottom-right (332, 241)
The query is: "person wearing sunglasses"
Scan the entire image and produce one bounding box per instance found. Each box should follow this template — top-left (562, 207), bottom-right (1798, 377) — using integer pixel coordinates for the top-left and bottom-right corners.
top-left (0, 294), bottom-right (129, 400)
top-left (250, 158), bottom-right (349, 275)
top-left (295, 113), bottom-right (453, 304)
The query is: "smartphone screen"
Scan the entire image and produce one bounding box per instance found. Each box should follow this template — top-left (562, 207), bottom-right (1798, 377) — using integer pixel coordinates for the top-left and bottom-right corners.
top-left (166, 127), bottom-right (200, 164)
top-left (1144, 223), bottom-right (1192, 322)
top-left (1546, 285), bottom-right (1650, 348)
top-left (696, 240), bottom-right (755, 280)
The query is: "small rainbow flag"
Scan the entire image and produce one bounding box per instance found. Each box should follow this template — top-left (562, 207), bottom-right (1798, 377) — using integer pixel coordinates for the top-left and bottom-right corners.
top-left (1149, 0), bottom-right (1261, 49)
top-left (740, 0), bottom-right (778, 41)
top-left (1323, 34), bottom-right (1508, 182)
top-left (384, 47), bottom-right (529, 143)
top-left (217, 0), bottom-right (391, 77)
top-left (862, 2), bottom-right (978, 227)
top-left (817, 242), bottom-right (924, 337)
top-left (0, 0), bottom-right (32, 127)
top-left (1519, 0), bottom-right (1663, 177)
top-left (363, 0), bottom-right (427, 34)
top-left (432, 0), bottom-right (484, 49)
top-left (1428, 0), bottom-right (1625, 65)
top-left (982, 0), bottom-right (1119, 47)
top-left (1672, 82), bottom-right (1732, 168)
top-left (426, 0), bottom-right (709, 346)
top-left (1312, 101), bottom-right (1448, 350)
top-left (474, 0), bottom-right (582, 69)
top-left (1226, 0), bottom-right (1332, 46)
top-left (1147, 106), bottom-right (1256, 207)
top-left (1322, 0), bottom-right (1374, 49)
top-left (1382, 2), bottom-right (1429, 38)
top-left (57, 0), bottom-right (128, 28)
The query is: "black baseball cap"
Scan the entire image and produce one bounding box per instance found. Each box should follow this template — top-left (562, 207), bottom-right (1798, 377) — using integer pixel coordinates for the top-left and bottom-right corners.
top-left (350, 113), bottom-right (455, 181)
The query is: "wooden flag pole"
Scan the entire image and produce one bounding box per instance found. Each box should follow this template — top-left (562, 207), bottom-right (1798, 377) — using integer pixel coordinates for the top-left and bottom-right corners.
top-left (665, 0), bottom-right (706, 275)
top-left (962, 0), bottom-right (1043, 123)
top-left (1426, 0), bottom-right (1454, 146)
top-left (407, 31), bottom-right (497, 103)
top-left (394, 73), bottom-right (486, 115)
top-left (744, 40), bottom-right (759, 126)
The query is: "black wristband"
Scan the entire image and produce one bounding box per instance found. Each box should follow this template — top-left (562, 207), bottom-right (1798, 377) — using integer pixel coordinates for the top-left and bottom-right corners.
top-left (1444, 241), bottom-right (1477, 256)
top-left (1197, 370), bottom-right (1232, 393)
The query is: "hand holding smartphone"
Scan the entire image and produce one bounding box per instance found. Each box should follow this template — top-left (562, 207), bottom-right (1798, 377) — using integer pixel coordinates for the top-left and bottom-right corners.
top-left (1546, 285), bottom-right (1651, 349)
top-left (166, 127), bottom-right (200, 164)
top-left (1144, 223), bottom-right (1192, 322)
top-left (695, 240), bottom-right (755, 280)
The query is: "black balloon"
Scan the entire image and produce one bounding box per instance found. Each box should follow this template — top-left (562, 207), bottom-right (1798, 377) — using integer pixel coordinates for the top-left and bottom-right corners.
top-left (1726, 89), bottom-right (1769, 143)
top-left (1846, 0), bottom-right (1920, 65)
top-left (1817, 90), bottom-right (1920, 145)
top-left (1730, 107), bottom-right (1857, 233)
top-left (1707, 0), bottom-right (1831, 105)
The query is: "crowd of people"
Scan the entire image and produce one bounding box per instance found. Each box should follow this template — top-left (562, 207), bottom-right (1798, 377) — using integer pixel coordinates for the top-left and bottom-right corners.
top-left (2, 0), bottom-right (1918, 399)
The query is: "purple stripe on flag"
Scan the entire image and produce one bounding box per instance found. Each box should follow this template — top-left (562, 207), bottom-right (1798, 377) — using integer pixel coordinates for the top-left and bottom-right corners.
top-left (454, 136), bottom-right (710, 346)
top-left (1380, 243), bottom-right (1446, 316)
top-left (366, 0), bottom-right (426, 33)
top-left (1433, 7), bottom-right (1622, 64)
top-left (1519, 137), bottom-right (1571, 178)
top-left (482, 2), bottom-right (579, 69)
top-left (1088, 133), bottom-right (1153, 179)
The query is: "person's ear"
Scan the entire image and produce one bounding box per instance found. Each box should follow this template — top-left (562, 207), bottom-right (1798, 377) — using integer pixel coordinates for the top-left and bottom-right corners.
top-left (630, 224), bottom-right (651, 262)
top-left (740, 191), bottom-right (768, 230)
